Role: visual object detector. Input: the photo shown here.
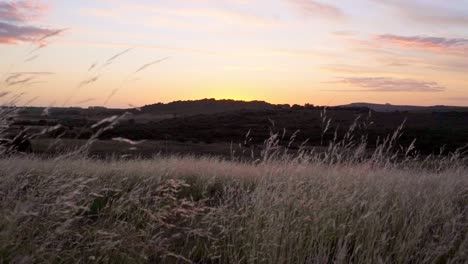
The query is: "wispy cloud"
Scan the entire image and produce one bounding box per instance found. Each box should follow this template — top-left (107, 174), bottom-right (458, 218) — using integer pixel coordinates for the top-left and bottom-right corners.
top-left (330, 77), bottom-right (446, 92)
top-left (376, 35), bottom-right (468, 55)
top-left (0, 0), bottom-right (47, 22)
top-left (286, 0), bottom-right (344, 20)
top-left (0, 0), bottom-right (62, 45)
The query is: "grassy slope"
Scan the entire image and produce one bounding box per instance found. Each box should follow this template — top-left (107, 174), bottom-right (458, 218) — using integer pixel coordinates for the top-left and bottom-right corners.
top-left (0, 156), bottom-right (467, 263)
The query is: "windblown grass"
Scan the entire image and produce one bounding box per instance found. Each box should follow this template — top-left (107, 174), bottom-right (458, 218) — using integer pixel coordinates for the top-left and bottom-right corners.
top-left (0, 154), bottom-right (466, 263)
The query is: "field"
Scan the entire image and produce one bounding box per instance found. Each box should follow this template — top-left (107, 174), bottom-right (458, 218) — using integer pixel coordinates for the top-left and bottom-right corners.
top-left (0, 150), bottom-right (467, 263)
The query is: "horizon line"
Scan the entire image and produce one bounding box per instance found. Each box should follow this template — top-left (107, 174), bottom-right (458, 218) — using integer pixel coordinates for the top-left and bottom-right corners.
top-left (9, 98), bottom-right (468, 109)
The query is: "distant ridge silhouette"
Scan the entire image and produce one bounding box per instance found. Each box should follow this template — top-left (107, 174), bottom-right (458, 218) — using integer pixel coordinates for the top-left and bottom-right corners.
top-left (139, 98), bottom-right (284, 115)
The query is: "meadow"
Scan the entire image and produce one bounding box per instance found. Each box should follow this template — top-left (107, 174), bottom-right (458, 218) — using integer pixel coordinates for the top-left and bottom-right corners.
top-left (0, 138), bottom-right (467, 263)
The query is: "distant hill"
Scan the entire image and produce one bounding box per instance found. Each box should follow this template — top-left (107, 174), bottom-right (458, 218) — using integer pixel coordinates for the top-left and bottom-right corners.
top-left (339, 103), bottom-right (468, 112)
top-left (139, 98), bottom-right (286, 116)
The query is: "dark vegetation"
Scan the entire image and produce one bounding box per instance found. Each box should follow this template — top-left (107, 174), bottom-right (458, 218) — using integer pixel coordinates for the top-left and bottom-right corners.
top-left (7, 99), bottom-right (468, 155)
top-left (0, 132), bottom-right (32, 154)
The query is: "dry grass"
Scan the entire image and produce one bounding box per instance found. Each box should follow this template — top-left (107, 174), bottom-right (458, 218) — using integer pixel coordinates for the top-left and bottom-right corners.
top-left (0, 154), bottom-right (466, 263)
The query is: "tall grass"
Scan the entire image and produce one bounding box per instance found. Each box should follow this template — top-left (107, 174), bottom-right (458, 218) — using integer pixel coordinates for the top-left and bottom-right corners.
top-left (0, 147), bottom-right (467, 263)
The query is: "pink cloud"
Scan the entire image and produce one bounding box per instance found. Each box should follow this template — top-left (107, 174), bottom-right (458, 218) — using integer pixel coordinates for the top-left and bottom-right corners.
top-left (286, 0), bottom-right (344, 20)
top-left (0, 0), bottom-right (48, 22)
top-left (376, 35), bottom-right (468, 55)
top-left (0, 0), bottom-right (63, 45)
top-left (0, 21), bottom-right (56, 44)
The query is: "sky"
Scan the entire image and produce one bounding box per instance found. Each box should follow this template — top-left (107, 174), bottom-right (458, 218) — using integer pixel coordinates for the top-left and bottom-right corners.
top-left (0, 0), bottom-right (467, 108)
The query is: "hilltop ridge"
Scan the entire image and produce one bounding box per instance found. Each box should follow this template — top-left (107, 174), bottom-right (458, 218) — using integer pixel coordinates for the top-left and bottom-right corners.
top-left (139, 98), bottom-right (281, 115)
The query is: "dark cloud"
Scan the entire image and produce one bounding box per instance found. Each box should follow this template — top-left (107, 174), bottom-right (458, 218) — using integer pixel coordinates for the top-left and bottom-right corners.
top-left (286, 0), bottom-right (344, 20)
top-left (332, 77), bottom-right (446, 92)
top-left (0, 21), bottom-right (55, 44)
top-left (0, 1), bottom-right (62, 45)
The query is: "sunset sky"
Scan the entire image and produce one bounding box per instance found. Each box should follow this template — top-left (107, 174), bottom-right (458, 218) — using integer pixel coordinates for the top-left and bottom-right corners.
top-left (1, 0), bottom-right (467, 107)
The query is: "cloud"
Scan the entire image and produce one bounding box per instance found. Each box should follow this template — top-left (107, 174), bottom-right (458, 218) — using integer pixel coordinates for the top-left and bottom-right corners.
top-left (376, 35), bottom-right (468, 54)
top-left (0, 21), bottom-right (56, 44)
top-left (331, 77), bottom-right (446, 92)
top-left (286, 0), bottom-right (344, 20)
top-left (0, 0), bottom-right (47, 22)
top-left (0, 0), bottom-right (62, 45)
